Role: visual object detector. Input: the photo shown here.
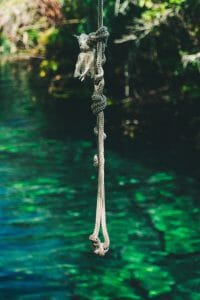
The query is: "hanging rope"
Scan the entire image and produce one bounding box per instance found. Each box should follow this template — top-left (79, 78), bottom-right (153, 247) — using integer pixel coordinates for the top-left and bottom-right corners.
top-left (89, 0), bottom-right (110, 256)
top-left (74, 0), bottom-right (110, 256)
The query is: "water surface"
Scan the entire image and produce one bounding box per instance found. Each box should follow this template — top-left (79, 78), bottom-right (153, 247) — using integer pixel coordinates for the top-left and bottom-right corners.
top-left (0, 62), bottom-right (199, 300)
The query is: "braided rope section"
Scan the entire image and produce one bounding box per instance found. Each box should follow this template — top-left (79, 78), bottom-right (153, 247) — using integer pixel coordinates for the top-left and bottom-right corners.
top-left (87, 26), bottom-right (109, 115)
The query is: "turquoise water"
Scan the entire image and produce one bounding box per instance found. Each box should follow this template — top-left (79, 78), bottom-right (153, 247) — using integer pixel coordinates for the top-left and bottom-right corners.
top-left (0, 62), bottom-right (199, 300)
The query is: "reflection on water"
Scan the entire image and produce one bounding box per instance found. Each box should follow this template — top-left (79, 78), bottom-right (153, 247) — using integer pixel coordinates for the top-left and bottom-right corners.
top-left (0, 62), bottom-right (199, 300)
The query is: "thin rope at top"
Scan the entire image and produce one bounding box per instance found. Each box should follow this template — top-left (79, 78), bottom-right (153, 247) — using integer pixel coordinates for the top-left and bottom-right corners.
top-left (98, 0), bottom-right (103, 27)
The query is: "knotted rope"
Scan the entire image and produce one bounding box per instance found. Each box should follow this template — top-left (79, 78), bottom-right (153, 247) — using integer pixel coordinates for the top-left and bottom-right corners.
top-left (89, 0), bottom-right (110, 256)
top-left (74, 0), bottom-right (110, 256)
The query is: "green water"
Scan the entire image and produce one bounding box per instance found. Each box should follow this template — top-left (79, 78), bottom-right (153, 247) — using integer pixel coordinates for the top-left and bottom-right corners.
top-left (0, 62), bottom-right (199, 300)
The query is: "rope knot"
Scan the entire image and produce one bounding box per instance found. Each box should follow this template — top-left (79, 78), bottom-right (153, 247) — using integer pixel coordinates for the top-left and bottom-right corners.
top-left (91, 93), bottom-right (107, 115)
top-left (87, 26), bottom-right (109, 47)
top-left (94, 127), bottom-right (107, 139)
top-left (93, 154), bottom-right (99, 167)
top-left (89, 235), bottom-right (109, 256)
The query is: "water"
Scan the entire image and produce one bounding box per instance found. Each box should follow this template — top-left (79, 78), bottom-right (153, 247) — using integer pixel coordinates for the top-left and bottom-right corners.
top-left (0, 62), bottom-right (199, 300)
